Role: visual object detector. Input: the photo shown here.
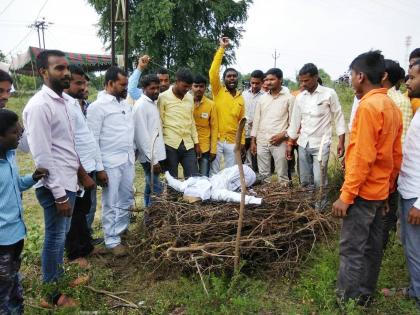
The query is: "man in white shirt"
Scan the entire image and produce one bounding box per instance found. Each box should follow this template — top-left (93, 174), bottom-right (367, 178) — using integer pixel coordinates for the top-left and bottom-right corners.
top-left (250, 68), bottom-right (294, 185)
top-left (87, 66), bottom-right (134, 257)
top-left (64, 65), bottom-right (104, 265)
top-left (397, 59), bottom-right (420, 310)
top-left (133, 74), bottom-right (166, 211)
top-left (287, 63), bottom-right (346, 210)
top-left (243, 70), bottom-right (265, 171)
top-left (23, 50), bottom-right (81, 307)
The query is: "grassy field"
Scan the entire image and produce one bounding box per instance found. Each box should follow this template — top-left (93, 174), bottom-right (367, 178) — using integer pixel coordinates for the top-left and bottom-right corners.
top-left (6, 88), bottom-right (420, 314)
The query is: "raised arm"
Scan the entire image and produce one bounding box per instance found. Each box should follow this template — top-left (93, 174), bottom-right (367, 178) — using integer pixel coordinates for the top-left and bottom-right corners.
top-left (209, 38), bottom-right (230, 97)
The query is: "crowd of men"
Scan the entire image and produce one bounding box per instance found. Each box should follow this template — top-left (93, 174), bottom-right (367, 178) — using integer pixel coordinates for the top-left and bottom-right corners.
top-left (0, 37), bottom-right (419, 311)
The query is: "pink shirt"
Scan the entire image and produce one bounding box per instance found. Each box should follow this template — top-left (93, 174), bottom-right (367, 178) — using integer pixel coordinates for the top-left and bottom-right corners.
top-left (23, 85), bottom-right (79, 199)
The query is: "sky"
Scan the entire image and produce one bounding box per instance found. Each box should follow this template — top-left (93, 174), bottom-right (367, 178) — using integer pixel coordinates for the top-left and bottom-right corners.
top-left (1, 0), bottom-right (419, 80)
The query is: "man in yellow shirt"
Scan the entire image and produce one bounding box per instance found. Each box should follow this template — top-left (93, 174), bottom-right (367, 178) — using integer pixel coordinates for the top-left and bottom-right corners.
top-left (191, 74), bottom-right (218, 177)
top-left (209, 37), bottom-right (245, 175)
top-left (158, 68), bottom-right (200, 178)
top-left (409, 48), bottom-right (420, 113)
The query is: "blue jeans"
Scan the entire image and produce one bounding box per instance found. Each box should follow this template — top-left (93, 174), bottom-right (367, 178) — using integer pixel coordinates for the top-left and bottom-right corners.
top-left (400, 197), bottom-right (420, 300)
top-left (85, 183), bottom-right (97, 234)
top-left (198, 152), bottom-right (211, 177)
top-left (298, 143), bottom-right (330, 210)
top-left (0, 240), bottom-right (24, 315)
top-left (141, 162), bottom-right (163, 207)
top-left (35, 187), bottom-right (75, 284)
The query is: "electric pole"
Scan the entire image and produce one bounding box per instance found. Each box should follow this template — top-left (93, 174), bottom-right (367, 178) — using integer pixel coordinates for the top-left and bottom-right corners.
top-left (272, 49), bottom-right (280, 68)
top-left (30, 18), bottom-right (51, 49)
top-left (110, 0), bottom-right (129, 71)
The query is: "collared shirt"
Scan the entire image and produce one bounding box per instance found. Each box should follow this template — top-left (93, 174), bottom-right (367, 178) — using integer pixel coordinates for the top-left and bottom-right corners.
top-left (340, 88), bottom-right (402, 204)
top-left (158, 88), bottom-right (198, 150)
top-left (411, 97), bottom-right (420, 113)
top-left (251, 89), bottom-right (295, 145)
top-left (398, 110), bottom-right (420, 208)
top-left (243, 88), bottom-right (265, 138)
top-left (127, 68), bottom-right (143, 101)
top-left (87, 92), bottom-right (135, 169)
top-left (23, 85), bottom-right (79, 199)
top-left (0, 150), bottom-right (35, 245)
top-left (350, 88), bottom-right (413, 144)
top-left (133, 94), bottom-right (166, 164)
top-left (387, 87), bottom-right (413, 144)
top-left (209, 47), bottom-right (245, 144)
top-left (348, 96), bottom-right (359, 130)
top-left (193, 96), bottom-right (218, 154)
top-left (288, 84), bottom-right (346, 149)
top-left (67, 94), bottom-right (103, 173)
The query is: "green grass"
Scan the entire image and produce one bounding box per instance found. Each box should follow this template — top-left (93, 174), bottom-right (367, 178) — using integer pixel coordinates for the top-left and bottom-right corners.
top-left (6, 89), bottom-right (419, 314)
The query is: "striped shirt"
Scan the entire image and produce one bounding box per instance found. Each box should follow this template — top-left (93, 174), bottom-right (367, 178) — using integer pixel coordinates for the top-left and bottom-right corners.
top-left (0, 150), bottom-right (35, 245)
top-left (387, 87), bottom-right (413, 144)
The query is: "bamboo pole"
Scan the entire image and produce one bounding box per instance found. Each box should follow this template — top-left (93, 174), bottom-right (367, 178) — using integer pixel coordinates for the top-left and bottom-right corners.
top-left (233, 117), bottom-right (247, 271)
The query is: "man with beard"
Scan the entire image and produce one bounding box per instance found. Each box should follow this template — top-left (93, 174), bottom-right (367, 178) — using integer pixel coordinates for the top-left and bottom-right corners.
top-left (0, 70), bottom-right (13, 109)
top-left (158, 68), bottom-right (200, 178)
top-left (87, 66), bottom-right (134, 257)
top-left (250, 68), bottom-right (294, 186)
top-left (63, 65), bottom-right (103, 266)
top-left (243, 70), bottom-right (264, 172)
top-left (392, 59), bottom-right (420, 310)
top-left (408, 48), bottom-right (420, 113)
top-left (23, 50), bottom-right (80, 308)
top-left (209, 37), bottom-right (245, 174)
top-left (133, 74), bottom-right (166, 209)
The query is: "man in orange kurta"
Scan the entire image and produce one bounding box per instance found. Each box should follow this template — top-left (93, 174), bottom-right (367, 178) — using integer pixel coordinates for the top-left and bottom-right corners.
top-left (332, 51), bottom-right (403, 305)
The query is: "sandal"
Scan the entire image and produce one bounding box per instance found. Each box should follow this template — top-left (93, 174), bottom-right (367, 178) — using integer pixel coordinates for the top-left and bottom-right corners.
top-left (381, 287), bottom-right (410, 298)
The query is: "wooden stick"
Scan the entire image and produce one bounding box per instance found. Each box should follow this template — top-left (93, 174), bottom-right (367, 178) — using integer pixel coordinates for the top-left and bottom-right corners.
top-left (149, 129), bottom-right (159, 195)
top-left (193, 255), bottom-right (209, 296)
top-left (233, 117), bottom-right (247, 271)
top-left (85, 285), bottom-right (138, 309)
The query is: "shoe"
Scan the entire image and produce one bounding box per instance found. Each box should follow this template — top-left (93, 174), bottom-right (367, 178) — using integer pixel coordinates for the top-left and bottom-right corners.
top-left (90, 245), bottom-right (108, 255)
top-left (69, 257), bottom-right (91, 269)
top-left (111, 244), bottom-right (128, 257)
top-left (91, 237), bottom-right (104, 246)
top-left (69, 275), bottom-right (90, 288)
top-left (40, 294), bottom-right (79, 308)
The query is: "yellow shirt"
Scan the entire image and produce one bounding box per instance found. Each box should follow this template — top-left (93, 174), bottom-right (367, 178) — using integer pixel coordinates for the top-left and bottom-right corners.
top-left (158, 88), bottom-right (199, 150)
top-left (193, 96), bottom-right (218, 154)
top-left (411, 97), bottom-right (420, 113)
top-left (209, 47), bottom-right (245, 144)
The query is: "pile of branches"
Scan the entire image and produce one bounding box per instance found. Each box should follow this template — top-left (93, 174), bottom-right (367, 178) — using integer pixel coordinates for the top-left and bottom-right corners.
top-left (129, 183), bottom-right (336, 276)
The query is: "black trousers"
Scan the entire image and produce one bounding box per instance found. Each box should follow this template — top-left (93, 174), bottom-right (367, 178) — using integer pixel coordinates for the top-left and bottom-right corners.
top-left (164, 141), bottom-right (199, 178)
top-left (337, 197), bottom-right (385, 301)
top-left (65, 173), bottom-right (95, 260)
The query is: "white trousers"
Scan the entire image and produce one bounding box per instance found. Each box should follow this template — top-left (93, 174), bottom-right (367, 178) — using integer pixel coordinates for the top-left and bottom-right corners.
top-left (257, 142), bottom-right (289, 183)
top-left (210, 141), bottom-right (236, 175)
top-left (101, 161), bottom-right (135, 248)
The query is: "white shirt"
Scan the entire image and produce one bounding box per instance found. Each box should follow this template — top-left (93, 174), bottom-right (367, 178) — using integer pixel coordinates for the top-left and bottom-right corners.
top-left (250, 89), bottom-right (294, 145)
top-left (67, 94), bottom-right (103, 173)
top-left (398, 110), bottom-right (420, 208)
top-left (288, 84), bottom-right (346, 149)
top-left (87, 92), bottom-right (135, 169)
top-left (133, 94), bottom-right (166, 165)
top-left (348, 96), bottom-right (360, 131)
top-left (243, 89), bottom-right (265, 138)
top-left (23, 85), bottom-right (79, 198)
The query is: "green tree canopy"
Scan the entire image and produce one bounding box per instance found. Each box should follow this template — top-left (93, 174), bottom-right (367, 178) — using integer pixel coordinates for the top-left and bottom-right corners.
top-left (88, 0), bottom-right (252, 76)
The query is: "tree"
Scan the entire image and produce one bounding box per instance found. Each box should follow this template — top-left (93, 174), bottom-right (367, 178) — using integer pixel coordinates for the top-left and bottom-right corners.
top-left (88, 0), bottom-right (252, 76)
top-left (0, 50), bottom-right (7, 63)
